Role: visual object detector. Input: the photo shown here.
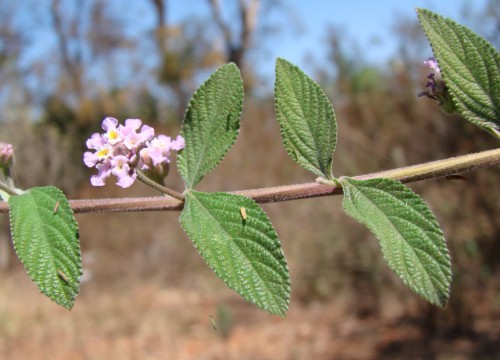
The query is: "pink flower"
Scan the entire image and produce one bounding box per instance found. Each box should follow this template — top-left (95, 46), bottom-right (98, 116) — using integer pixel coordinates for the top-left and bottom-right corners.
top-left (418, 57), bottom-right (456, 114)
top-left (423, 58), bottom-right (441, 78)
top-left (119, 119), bottom-right (155, 151)
top-left (170, 135), bottom-right (185, 151)
top-left (83, 142), bottom-right (112, 167)
top-left (111, 155), bottom-right (136, 188)
top-left (85, 133), bottom-right (106, 150)
top-left (102, 117), bottom-right (122, 145)
top-left (84, 117), bottom-right (184, 188)
top-left (140, 135), bottom-right (171, 166)
top-left (90, 161), bottom-right (112, 186)
top-left (139, 134), bottom-right (185, 170)
top-left (0, 142), bottom-right (14, 168)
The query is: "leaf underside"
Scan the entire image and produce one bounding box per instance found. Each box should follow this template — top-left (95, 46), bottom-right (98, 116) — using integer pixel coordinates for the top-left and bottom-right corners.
top-left (340, 177), bottom-right (452, 307)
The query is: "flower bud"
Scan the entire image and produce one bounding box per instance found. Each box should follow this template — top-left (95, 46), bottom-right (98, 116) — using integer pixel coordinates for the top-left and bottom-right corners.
top-left (418, 57), bottom-right (457, 114)
top-left (0, 142), bottom-right (14, 169)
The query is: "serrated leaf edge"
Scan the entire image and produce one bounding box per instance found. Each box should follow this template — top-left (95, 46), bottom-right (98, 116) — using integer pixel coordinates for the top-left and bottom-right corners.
top-left (274, 57), bottom-right (337, 179)
top-left (340, 177), bottom-right (452, 307)
top-left (178, 63), bottom-right (244, 189)
top-left (8, 186), bottom-right (82, 309)
top-left (180, 191), bottom-right (290, 316)
top-left (416, 8), bottom-right (500, 134)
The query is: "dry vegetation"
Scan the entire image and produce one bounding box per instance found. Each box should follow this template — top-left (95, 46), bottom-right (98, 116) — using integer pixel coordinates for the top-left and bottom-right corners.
top-left (1, 94), bottom-right (499, 359)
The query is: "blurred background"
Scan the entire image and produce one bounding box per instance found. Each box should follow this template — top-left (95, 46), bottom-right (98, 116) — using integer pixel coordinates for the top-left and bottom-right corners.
top-left (0, 0), bottom-right (499, 359)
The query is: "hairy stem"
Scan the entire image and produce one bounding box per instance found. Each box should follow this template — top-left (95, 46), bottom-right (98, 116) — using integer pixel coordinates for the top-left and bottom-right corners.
top-left (0, 179), bottom-right (17, 197)
top-left (0, 148), bottom-right (498, 214)
top-left (136, 169), bottom-right (184, 201)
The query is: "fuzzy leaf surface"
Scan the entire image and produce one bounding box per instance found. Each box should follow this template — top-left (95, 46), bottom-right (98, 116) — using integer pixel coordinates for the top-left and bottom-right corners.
top-left (179, 191), bottom-right (290, 316)
top-left (177, 63), bottom-right (244, 188)
top-left (417, 8), bottom-right (500, 138)
top-left (340, 177), bottom-right (452, 307)
top-left (8, 186), bottom-right (81, 309)
top-left (275, 58), bottom-right (337, 178)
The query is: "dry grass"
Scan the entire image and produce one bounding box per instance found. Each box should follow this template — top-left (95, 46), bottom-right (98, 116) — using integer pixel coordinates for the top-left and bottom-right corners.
top-left (1, 269), bottom-right (498, 360)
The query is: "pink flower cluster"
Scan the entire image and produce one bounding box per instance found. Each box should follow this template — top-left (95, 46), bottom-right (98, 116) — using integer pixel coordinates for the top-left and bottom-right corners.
top-left (84, 117), bottom-right (184, 188)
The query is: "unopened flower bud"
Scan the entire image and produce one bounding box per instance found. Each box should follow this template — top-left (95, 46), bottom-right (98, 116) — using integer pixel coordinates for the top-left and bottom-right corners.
top-left (0, 142), bottom-right (14, 169)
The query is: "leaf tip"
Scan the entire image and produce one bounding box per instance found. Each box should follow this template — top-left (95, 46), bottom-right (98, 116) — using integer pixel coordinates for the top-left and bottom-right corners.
top-left (275, 57), bottom-right (286, 64)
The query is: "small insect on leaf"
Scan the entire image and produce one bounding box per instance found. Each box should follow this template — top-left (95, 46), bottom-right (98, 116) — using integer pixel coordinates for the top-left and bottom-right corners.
top-left (53, 201), bottom-right (60, 214)
top-left (57, 269), bottom-right (69, 283)
top-left (208, 314), bottom-right (218, 330)
top-left (239, 207), bottom-right (247, 221)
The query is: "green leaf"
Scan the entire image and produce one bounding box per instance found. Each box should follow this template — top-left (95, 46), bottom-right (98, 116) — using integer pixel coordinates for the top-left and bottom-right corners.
top-left (8, 186), bottom-right (82, 309)
top-left (340, 177), bottom-right (452, 307)
top-left (275, 58), bottom-right (337, 179)
top-left (179, 191), bottom-right (290, 316)
top-left (177, 63), bottom-right (244, 189)
top-left (417, 8), bottom-right (500, 138)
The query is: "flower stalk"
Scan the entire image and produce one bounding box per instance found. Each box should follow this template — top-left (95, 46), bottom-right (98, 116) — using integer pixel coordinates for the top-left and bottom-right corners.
top-left (135, 169), bottom-right (184, 201)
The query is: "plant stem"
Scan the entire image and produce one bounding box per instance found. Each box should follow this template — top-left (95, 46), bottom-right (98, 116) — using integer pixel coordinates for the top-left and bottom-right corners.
top-left (0, 148), bottom-right (498, 214)
top-left (135, 169), bottom-right (184, 201)
top-left (0, 181), bottom-right (16, 197)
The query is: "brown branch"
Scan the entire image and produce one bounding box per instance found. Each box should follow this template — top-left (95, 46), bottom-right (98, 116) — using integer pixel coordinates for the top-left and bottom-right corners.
top-left (1, 148), bottom-right (498, 214)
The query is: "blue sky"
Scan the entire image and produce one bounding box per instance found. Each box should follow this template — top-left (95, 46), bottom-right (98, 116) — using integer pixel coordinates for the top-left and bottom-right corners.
top-left (17, 1), bottom-right (493, 80)
top-left (6, 0), bottom-right (493, 105)
top-left (167, 0), bottom-right (490, 75)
